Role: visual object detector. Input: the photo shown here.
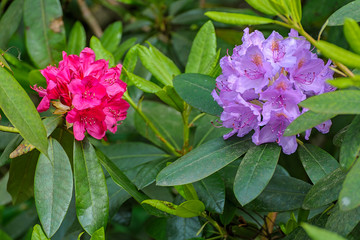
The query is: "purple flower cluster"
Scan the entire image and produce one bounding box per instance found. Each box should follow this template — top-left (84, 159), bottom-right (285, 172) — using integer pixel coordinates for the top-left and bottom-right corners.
top-left (212, 28), bottom-right (335, 154)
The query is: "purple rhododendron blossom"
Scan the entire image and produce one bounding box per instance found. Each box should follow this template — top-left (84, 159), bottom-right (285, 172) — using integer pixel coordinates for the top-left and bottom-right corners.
top-left (212, 28), bottom-right (335, 154)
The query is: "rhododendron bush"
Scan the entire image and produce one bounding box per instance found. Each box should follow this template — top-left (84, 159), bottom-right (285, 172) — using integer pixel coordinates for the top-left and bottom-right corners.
top-left (1, 0), bottom-right (360, 239)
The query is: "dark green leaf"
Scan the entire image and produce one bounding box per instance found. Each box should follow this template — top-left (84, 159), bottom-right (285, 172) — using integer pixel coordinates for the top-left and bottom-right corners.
top-left (43, 115), bottom-right (63, 137)
top-left (114, 37), bottom-right (137, 63)
top-left (0, 172), bottom-right (12, 205)
top-left (157, 136), bottom-right (253, 186)
top-left (100, 21), bottom-right (122, 53)
top-left (340, 115), bottom-right (360, 170)
top-left (193, 173), bottom-right (225, 214)
top-left (0, 0), bottom-right (24, 49)
top-left (167, 216), bottom-right (201, 240)
top-left (31, 224), bottom-right (50, 240)
top-left (67, 21), bottom-right (86, 55)
top-left (300, 90), bottom-right (360, 114)
top-left (73, 138), bottom-right (108, 235)
top-left (0, 134), bottom-right (22, 167)
top-left (325, 205), bottom-right (360, 237)
top-left (339, 159), bottom-right (360, 211)
top-left (185, 21), bottom-right (216, 74)
top-left (315, 41), bottom-right (360, 69)
top-left (145, 217), bottom-right (167, 240)
top-left (205, 11), bottom-right (275, 25)
top-left (173, 73), bottom-right (222, 116)
top-left (234, 143), bottom-right (281, 206)
top-left (303, 168), bottom-right (346, 209)
top-left (90, 36), bottom-right (115, 67)
top-left (298, 144), bottom-right (339, 184)
top-left (284, 214), bottom-right (329, 240)
top-left (245, 174), bottom-right (312, 212)
top-left (0, 230), bottom-right (12, 240)
top-left (284, 111), bottom-right (336, 136)
top-left (90, 227), bottom-right (105, 240)
top-left (344, 18), bottom-right (360, 54)
top-left (7, 150), bottom-right (39, 204)
top-left (35, 138), bottom-right (73, 238)
top-left (3, 206), bottom-right (38, 239)
top-left (175, 200), bottom-right (205, 218)
top-left (301, 223), bottom-right (346, 240)
top-left (0, 67), bottom-right (48, 155)
top-left (328, 0), bottom-right (360, 26)
top-left (24, 0), bottom-right (66, 68)
top-left (133, 159), bottom-right (169, 190)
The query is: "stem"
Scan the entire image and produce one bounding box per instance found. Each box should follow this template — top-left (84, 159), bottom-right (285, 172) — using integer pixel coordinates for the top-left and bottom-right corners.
top-left (0, 125), bottom-right (20, 133)
top-left (201, 212), bottom-right (227, 238)
top-left (189, 113), bottom-right (206, 126)
top-left (77, 0), bottom-right (103, 37)
top-left (182, 103), bottom-right (191, 154)
top-left (123, 92), bottom-right (181, 157)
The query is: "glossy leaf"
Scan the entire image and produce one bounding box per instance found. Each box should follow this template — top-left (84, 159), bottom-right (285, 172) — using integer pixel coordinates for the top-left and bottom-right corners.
top-left (7, 150), bottom-right (39, 204)
top-left (173, 73), bottom-right (223, 116)
top-left (298, 144), bottom-right (339, 184)
top-left (73, 139), bottom-right (109, 235)
top-left (67, 21), bottom-right (86, 55)
top-left (339, 159), bottom-right (360, 211)
top-left (316, 41), bottom-right (360, 69)
top-left (176, 200), bottom-right (205, 218)
top-left (327, 0), bottom-right (360, 26)
top-left (142, 199), bottom-right (177, 215)
top-left (185, 21), bottom-right (216, 74)
top-left (31, 224), bottom-right (50, 240)
top-left (0, 67), bottom-right (48, 155)
top-left (193, 173), bottom-right (225, 214)
top-left (114, 37), bottom-right (137, 63)
top-left (90, 227), bottom-right (105, 240)
top-left (137, 44), bottom-right (181, 86)
top-left (234, 143), bottom-right (281, 206)
top-left (300, 90), bottom-right (360, 114)
top-left (157, 136), bottom-right (253, 186)
top-left (167, 216), bottom-right (201, 240)
top-left (100, 21), bottom-right (122, 53)
top-left (245, 0), bottom-right (278, 15)
top-left (120, 44), bottom-right (138, 83)
top-left (303, 168), bottom-right (346, 210)
top-left (205, 11), bottom-right (275, 25)
top-left (325, 205), bottom-right (360, 237)
top-left (90, 36), bottom-right (115, 67)
top-left (124, 69), bottom-right (161, 93)
top-left (340, 115), bottom-right (360, 170)
top-left (246, 174), bottom-right (312, 212)
top-left (302, 223), bottom-right (346, 240)
top-left (35, 138), bottom-right (73, 238)
top-left (284, 111), bottom-right (336, 136)
top-left (344, 18), bottom-right (360, 54)
top-left (0, 0), bottom-right (24, 49)
top-left (24, 0), bottom-right (66, 68)
top-left (327, 76), bottom-right (360, 89)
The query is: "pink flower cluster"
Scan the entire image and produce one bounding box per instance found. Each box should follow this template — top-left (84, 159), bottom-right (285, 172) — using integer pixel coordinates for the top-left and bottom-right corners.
top-left (32, 48), bottom-right (129, 141)
top-left (212, 28), bottom-right (335, 154)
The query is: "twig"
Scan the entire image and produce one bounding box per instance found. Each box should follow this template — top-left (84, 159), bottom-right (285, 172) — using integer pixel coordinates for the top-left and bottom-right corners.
top-left (0, 125), bottom-right (19, 133)
top-left (77, 0), bottom-right (103, 37)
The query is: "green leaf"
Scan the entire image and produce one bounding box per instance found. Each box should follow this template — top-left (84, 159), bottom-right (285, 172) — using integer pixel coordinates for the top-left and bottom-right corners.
top-left (124, 69), bottom-right (162, 93)
top-left (316, 40), bottom-right (360, 69)
top-left (31, 225), bottom-right (49, 240)
top-left (325, 205), bottom-right (360, 237)
top-left (0, 67), bottom-right (48, 155)
top-left (43, 115), bottom-right (63, 137)
top-left (234, 143), bottom-right (281, 206)
top-left (132, 158), bottom-right (169, 189)
top-left (73, 138), bottom-right (109, 235)
top-left (245, 174), bottom-right (312, 212)
top-left (0, 173), bottom-right (12, 205)
top-left (100, 21), bottom-right (122, 53)
top-left (301, 223), bottom-right (346, 240)
top-left (340, 115), bottom-right (360, 170)
top-left (157, 85), bottom-right (185, 112)
top-left (173, 73), bottom-right (223, 116)
top-left (157, 136), bottom-right (253, 186)
top-left (339, 159), bottom-right (360, 211)
top-left (67, 21), bottom-right (86, 55)
top-left (34, 138), bottom-right (73, 238)
top-left (344, 18), bottom-right (360, 55)
top-left (135, 101), bottom-right (183, 151)
top-left (24, 0), bottom-right (66, 68)
top-left (90, 227), bottom-right (105, 240)
top-left (300, 90), bottom-right (360, 114)
top-left (0, 134), bottom-right (22, 167)
top-left (205, 11), bottom-right (275, 25)
top-left (176, 200), bottom-right (205, 218)
top-left (0, 49), bottom-right (12, 73)
top-left (0, 230), bottom-right (12, 240)
top-left (174, 184), bottom-right (199, 201)
top-left (327, 0), bottom-right (360, 26)
top-left (121, 44), bottom-right (139, 83)
top-left (0, 0), bottom-right (24, 49)
top-left (284, 111), bottom-right (336, 137)
top-left (185, 21), bottom-right (216, 74)
top-left (289, 0), bottom-right (302, 23)
top-left (167, 216), bottom-right (201, 240)
top-left (193, 173), bottom-right (225, 214)
top-left (114, 37), bottom-right (137, 63)
top-left (327, 76), bottom-right (360, 89)
top-left (7, 150), bottom-right (39, 204)
top-left (303, 168), bottom-right (346, 210)
top-left (245, 0), bottom-right (278, 15)
top-left (142, 199), bottom-right (177, 215)
top-left (137, 44), bottom-right (181, 86)
top-left (90, 36), bottom-right (115, 67)
top-left (298, 144), bottom-right (339, 184)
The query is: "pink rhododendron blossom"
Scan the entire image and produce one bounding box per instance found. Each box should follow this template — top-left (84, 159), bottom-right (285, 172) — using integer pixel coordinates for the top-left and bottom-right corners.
top-left (32, 47), bottom-right (129, 141)
top-left (213, 28), bottom-right (335, 154)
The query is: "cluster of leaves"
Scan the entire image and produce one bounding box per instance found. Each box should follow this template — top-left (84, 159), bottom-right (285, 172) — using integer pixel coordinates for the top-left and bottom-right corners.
top-left (1, 0), bottom-right (360, 240)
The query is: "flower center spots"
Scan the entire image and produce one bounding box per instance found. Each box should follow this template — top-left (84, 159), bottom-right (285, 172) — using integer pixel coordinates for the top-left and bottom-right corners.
top-left (81, 116), bottom-right (96, 126)
top-left (105, 78), bottom-right (115, 85)
top-left (276, 81), bottom-right (287, 91)
top-left (83, 90), bottom-right (95, 99)
top-left (251, 54), bottom-right (263, 67)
